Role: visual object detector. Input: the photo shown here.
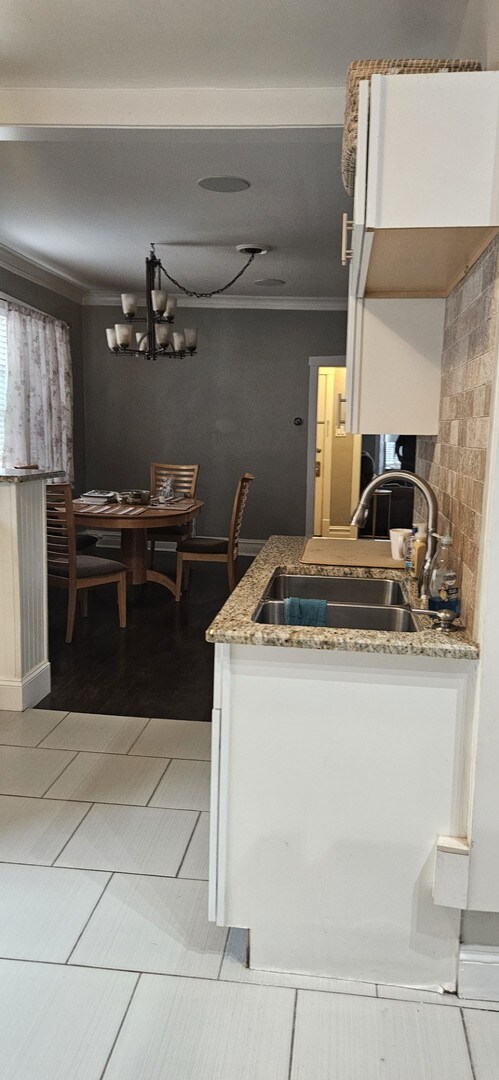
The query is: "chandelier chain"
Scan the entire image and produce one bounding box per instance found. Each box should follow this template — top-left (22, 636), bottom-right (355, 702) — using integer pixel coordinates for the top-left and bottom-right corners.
top-left (157, 252), bottom-right (256, 299)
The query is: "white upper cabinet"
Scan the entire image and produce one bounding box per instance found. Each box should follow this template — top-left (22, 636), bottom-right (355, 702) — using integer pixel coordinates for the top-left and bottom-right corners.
top-left (345, 72), bottom-right (499, 434)
top-left (355, 72), bottom-right (499, 299)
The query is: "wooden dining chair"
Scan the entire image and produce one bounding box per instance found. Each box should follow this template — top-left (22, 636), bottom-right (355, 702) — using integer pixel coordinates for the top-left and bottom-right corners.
top-left (148, 462), bottom-right (200, 568)
top-left (47, 483), bottom-right (127, 643)
top-left (175, 472), bottom-right (254, 601)
top-left (14, 465), bottom-right (98, 550)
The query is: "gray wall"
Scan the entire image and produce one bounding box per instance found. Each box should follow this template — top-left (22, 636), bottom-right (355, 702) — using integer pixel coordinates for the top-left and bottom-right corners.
top-left (0, 267), bottom-right (85, 491)
top-left (83, 306), bottom-right (347, 538)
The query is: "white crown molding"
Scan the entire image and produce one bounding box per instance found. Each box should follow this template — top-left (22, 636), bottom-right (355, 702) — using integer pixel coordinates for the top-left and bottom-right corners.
top-left (0, 243), bottom-right (88, 303)
top-left (0, 243), bottom-right (348, 311)
top-left (83, 292), bottom-right (348, 311)
top-left (0, 87), bottom-right (345, 131)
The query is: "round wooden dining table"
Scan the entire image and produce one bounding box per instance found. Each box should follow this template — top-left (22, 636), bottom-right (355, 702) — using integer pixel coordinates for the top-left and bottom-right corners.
top-left (73, 498), bottom-right (203, 597)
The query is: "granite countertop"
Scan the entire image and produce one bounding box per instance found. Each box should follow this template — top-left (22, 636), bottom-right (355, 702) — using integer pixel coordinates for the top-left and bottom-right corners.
top-left (206, 535), bottom-right (479, 660)
top-left (0, 468), bottom-right (64, 483)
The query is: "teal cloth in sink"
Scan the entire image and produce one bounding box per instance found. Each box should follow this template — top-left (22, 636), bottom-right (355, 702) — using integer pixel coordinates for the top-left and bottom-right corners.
top-left (284, 596), bottom-right (328, 627)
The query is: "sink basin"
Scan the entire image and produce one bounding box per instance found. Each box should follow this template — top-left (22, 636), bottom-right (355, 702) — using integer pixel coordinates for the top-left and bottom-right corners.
top-left (264, 573), bottom-right (406, 607)
top-left (253, 600), bottom-right (417, 632)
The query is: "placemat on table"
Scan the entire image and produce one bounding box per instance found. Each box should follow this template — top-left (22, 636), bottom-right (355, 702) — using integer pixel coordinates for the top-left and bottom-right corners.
top-left (301, 537), bottom-right (405, 568)
top-left (145, 499), bottom-right (197, 513)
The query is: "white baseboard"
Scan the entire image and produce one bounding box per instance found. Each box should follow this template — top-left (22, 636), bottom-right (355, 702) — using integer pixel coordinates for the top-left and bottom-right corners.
top-left (95, 531), bottom-right (264, 558)
top-left (0, 661), bottom-right (51, 712)
top-left (459, 946), bottom-right (499, 1001)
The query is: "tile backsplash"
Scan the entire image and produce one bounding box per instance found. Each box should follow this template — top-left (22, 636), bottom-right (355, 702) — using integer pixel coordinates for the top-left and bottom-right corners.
top-left (416, 236), bottom-right (499, 635)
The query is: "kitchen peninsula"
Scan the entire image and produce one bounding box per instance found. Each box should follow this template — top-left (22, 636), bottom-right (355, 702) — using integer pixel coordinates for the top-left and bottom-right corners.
top-left (206, 536), bottom-right (479, 991)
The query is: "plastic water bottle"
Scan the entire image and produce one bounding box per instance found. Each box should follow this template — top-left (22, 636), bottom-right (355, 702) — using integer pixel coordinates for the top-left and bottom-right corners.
top-left (405, 526), bottom-right (418, 571)
top-left (428, 535), bottom-right (460, 615)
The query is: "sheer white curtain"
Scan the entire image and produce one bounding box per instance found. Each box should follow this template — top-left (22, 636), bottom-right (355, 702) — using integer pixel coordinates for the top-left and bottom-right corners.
top-left (2, 302), bottom-right (74, 481)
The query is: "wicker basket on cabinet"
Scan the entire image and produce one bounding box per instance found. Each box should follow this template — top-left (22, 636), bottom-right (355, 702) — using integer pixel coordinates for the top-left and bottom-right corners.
top-left (341, 58), bottom-right (482, 197)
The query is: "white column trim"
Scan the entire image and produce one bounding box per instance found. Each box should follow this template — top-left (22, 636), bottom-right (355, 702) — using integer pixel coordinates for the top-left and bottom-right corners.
top-left (465, 304), bottom-right (499, 911)
top-left (0, 662), bottom-right (51, 712)
top-left (459, 946), bottom-right (499, 1001)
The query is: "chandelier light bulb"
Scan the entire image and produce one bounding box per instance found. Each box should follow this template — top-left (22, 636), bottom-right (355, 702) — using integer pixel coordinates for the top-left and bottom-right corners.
top-left (121, 293), bottom-right (137, 317)
top-left (136, 332), bottom-right (148, 352)
top-left (151, 290), bottom-right (167, 314)
top-left (115, 324), bottom-right (133, 348)
top-left (155, 324), bottom-right (171, 347)
top-left (106, 328), bottom-right (118, 351)
top-left (166, 295), bottom-right (177, 317)
top-left (184, 329), bottom-right (198, 349)
top-left (173, 331), bottom-right (186, 353)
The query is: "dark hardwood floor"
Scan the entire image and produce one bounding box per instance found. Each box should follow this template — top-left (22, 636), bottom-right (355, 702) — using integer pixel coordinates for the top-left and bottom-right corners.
top-left (38, 550), bottom-right (252, 721)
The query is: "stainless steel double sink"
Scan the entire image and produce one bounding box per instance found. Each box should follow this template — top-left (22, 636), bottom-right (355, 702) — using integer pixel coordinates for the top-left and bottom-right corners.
top-left (252, 573), bottom-right (417, 633)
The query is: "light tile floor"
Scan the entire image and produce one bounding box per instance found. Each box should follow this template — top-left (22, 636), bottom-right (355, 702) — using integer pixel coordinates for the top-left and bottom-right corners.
top-left (0, 708), bottom-right (497, 1079)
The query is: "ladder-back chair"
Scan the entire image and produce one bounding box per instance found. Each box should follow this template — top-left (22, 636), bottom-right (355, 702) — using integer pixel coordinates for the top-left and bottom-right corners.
top-left (174, 472), bottom-right (254, 601)
top-left (47, 483), bottom-right (127, 643)
top-left (148, 462), bottom-right (200, 568)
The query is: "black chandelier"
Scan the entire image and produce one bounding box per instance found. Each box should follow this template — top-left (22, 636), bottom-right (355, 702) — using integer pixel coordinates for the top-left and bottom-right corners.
top-left (105, 243), bottom-right (265, 361)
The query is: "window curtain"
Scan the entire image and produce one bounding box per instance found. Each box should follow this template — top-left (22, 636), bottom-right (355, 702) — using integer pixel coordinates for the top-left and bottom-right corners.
top-left (2, 302), bottom-right (74, 481)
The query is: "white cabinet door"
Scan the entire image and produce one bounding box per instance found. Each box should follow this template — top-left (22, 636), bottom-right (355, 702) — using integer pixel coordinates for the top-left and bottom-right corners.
top-left (350, 298), bottom-right (445, 435)
top-left (366, 72), bottom-right (499, 231)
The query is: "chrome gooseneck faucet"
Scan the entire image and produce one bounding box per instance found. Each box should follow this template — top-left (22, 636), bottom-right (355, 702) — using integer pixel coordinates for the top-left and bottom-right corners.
top-left (350, 471), bottom-right (438, 603)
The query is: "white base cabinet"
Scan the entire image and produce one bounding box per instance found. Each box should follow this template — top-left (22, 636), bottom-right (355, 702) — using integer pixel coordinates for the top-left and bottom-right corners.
top-left (210, 643), bottom-right (477, 990)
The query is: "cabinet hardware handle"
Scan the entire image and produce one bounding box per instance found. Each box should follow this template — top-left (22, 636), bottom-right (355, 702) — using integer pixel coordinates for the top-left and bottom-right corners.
top-left (341, 212), bottom-right (354, 266)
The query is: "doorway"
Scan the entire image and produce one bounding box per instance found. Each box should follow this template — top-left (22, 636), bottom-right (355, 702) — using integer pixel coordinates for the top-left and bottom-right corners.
top-left (306, 359), bottom-right (362, 538)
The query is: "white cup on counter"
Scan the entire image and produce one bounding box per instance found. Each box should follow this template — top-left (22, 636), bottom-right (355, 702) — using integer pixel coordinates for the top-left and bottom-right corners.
top-left (389, 528), bottom-right (412, 561)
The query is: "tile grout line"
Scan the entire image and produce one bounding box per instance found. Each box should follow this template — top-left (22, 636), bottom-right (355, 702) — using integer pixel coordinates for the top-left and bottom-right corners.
top-left (0, 742), bottom-right (210, 762)
top-left (146, 757), bottom-right (173, 806)
top-left (65, 872), bottom-right (114, 966)
top-left (217, 925), bottom-right (232, 980)
top-left (34, 711), bottom-right (70, 746)
top-left (459, 1007), bottom-right (478, 1080)
top-left (125, 718), bottom-right (153, 755)
top-left (128, 756), bottom-right (210, 764)
top-left (0, 858), bottom-right (208, 882)
top-left (97, 972), bottom-right (141, 1080)
top-left (175, 811), bottom-right (201, 878)
top-left (376, 989), bottom-right (499, 1010)
top-left (0, 951), bottom-right (478, 1004)
top-left (287, 989), bottom-right (299, 1080)
top-left (0, 793), bottom-right (207, 809)
top-left (39, 750), bottom-right (80, 797)
top-left (50, 802), bottom-right (95, 866)
top-left (215, 929), bottom-right (231, 980)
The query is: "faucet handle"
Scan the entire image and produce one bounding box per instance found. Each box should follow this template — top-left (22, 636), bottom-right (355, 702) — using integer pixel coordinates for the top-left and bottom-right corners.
top-left (435, 609), bottom-right (460, 632)
top-left (411, 607), bottom-right (462, 632)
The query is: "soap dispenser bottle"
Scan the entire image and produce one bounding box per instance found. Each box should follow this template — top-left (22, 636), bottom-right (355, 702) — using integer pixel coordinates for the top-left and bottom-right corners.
top-left (428, 535), bottom-right (460, 614)
top-left (410, 526), bottom-right (427, 580)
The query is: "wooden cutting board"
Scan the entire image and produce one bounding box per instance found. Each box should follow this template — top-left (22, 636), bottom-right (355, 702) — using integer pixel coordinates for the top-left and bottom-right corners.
top-left (301, 537), bottom-right (405, 568)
